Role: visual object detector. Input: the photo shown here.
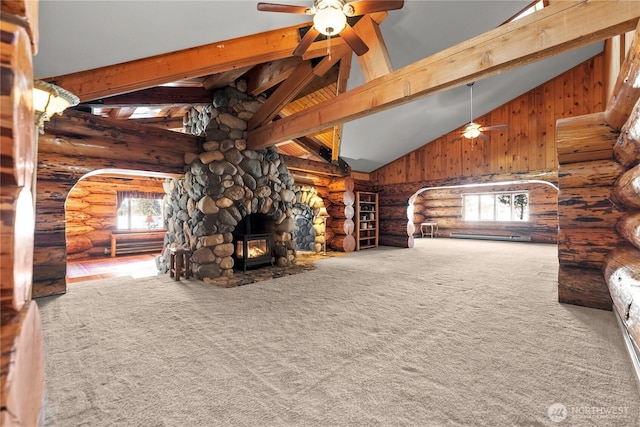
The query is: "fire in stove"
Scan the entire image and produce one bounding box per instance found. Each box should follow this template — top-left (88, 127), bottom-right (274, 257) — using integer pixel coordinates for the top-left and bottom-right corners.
top-left (234, 234), bottom-right (273, 272)
top-left (237, 238), bottom-right (267, 259)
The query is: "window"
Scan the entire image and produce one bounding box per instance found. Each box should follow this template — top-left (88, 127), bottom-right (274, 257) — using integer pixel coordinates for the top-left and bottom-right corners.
top-left (116, 193), bottom-right (164, 230)
top-left (463, 192), bottom-right (529, 222)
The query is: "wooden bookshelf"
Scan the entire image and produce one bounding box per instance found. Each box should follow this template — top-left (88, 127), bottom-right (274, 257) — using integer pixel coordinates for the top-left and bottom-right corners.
top-left (355, 192), bottom-right (378, 250)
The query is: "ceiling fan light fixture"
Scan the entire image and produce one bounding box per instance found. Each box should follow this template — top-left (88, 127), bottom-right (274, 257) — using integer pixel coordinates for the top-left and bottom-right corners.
top-left (463, 122), bottom-right (482, 139)
top-left (313, 0), bottom-right (347, 36)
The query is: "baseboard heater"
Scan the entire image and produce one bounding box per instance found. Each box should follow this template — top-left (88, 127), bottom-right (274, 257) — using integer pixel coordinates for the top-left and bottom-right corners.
top-left (450, 233), bottom-right (531, 242)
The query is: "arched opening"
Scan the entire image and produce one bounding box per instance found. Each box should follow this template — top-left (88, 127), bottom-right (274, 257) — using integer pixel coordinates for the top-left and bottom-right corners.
top-left (64, 169), bottom-right (176, 282)
top-left (407, 180), bottom-right (559, 244)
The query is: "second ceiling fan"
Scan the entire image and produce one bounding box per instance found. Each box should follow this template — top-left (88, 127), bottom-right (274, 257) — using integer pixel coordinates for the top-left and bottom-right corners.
top-left (457, 82), bottom-right (507, 141)
top-left (257, 0), bottom-right (404, 56)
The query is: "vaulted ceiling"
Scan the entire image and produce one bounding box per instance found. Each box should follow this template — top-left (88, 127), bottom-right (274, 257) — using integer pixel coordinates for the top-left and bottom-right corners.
top-left (34, 1), bottom-right (630, 173)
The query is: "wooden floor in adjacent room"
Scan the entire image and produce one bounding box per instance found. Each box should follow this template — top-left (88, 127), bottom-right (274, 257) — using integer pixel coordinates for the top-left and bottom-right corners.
top-left (67, 254), bottom-right (159, 283)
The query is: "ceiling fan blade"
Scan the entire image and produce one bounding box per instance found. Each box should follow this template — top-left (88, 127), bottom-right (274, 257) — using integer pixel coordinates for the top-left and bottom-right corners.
top-left (480, 124), bottom-right (508, 131)
top-left (479, 133), bottom-right (490, 141)
top-left (257, 2), bottom-right (312, 14)
top-left (340, 24), bottom-right (369, 56)
top-left (344, 0), bottom-right (404, 17)
top-left (448, 135), bottom-right (463, 144)
top-left (293, 26), bottom-right (320, 56)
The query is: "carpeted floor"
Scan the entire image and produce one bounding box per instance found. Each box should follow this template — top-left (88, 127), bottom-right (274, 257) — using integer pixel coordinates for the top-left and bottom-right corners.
top-left (37, 239), bottom-right (639, 426)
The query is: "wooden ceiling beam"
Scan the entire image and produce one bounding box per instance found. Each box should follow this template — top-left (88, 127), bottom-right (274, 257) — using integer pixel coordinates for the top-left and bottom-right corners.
top-left (46, 22), bottom-right (349, 102)
top-left (44, 109), bottom-right (198, 153)
top-left (130, 117), bottom-right (185, 131)
top-left (331, 51), bottom-right (354, 161)
top-left (246, 57), bottom-right (303, 96)
top-left (248, 0), bottom-right (640, 149)
top-left (281, 155), bottom-right (349, 177)
top-left (80, 87), bottom-right (213, 108)
top-left (248, 44), bottom-right (351, 131)
top-left (355, 15), bottom-right (393, 82)
top-left (109, 107), bottom-right (136, 120)
top-left (202, 66), bottom-right (254, 90)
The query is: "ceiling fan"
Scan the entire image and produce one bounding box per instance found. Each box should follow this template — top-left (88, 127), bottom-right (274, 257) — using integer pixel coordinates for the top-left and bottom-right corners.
top-left (257, 0), bottom-right (404, 56)
top-left (458, 82), bottom-right (507, 140)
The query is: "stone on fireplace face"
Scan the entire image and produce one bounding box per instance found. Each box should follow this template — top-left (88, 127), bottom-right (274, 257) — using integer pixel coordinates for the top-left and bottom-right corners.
top-left (161, 80), bottom-right (300, 280)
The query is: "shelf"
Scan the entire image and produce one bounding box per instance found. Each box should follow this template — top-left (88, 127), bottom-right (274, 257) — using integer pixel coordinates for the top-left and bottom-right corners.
top-left (355, 191), bottom-right (378, 251)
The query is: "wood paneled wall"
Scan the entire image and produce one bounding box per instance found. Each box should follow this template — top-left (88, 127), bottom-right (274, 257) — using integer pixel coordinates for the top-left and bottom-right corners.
top-left (66, 176), bottom-right (165, 259)
top-left (372, 54), bottom-right (605, 185)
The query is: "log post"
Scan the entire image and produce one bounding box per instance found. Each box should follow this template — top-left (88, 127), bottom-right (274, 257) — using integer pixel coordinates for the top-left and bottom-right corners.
top-left (604, 22), bottom-right (640, 131)
top-left (613, 163), bottom-right (640, 209)
top-left (556, 113), bottom-right (623, 309)
top-left (604, 245), bottom-right (640, 346)
top-left (616, 212), bottom-right (640, 249)
top-left (326, 177), bottom-right (355, 252)
top-left (613, 97), bottom-right (640, 167)
top-left (0, 3), bottom-right (45, 425)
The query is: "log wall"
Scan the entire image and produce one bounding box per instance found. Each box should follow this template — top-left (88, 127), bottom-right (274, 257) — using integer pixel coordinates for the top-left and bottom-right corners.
top-left (556, 27), bottom-right (640, 310)
top-left (33, 109), bottom-right (198, 297)
top-left (370, 54), bottom-right (606, 249)
top-left (0, 1), bottom-right (45, 425)
top-left (412, 181), bottom-right (558, 243)
top-left (65, 176), bottom-right (165, 259)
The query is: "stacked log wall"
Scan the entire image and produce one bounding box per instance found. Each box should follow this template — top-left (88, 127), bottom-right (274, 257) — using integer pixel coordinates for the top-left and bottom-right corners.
top-left (412, 181), bottom-right (558, 243)
top-left (0, 1), bottom-right (45, 425)
top-left (603, 26), bottom-right (640, 345)
top-left (556, 27), bottom-right (640, 310)
top-left (321, 177), bottom-right (356, 252)
top-left (32, 109), bottom-right (198, 297)
top-left (369, 54), bottom-right (605, 248)
top-left (65, 176), bottom-right (165, 259)
top-left (376, 171), bottom-right (558, 248)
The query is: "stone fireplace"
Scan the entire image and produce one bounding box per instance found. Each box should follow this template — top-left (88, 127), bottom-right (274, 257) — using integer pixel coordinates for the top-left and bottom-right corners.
top-left (156, 80), bottom-right (324, 282)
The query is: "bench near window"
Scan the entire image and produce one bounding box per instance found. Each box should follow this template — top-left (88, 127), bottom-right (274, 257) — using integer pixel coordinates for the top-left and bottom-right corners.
top-left (110, 231), bottom-right (165, 257)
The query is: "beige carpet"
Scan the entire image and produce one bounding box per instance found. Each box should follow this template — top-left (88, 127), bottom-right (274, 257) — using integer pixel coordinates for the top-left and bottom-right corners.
top-left (38, 239), bottom-right (639, 426)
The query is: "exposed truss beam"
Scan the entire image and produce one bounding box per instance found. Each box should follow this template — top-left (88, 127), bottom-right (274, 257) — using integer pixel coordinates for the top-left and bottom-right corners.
top-left (80, 87), bottom-right (213, 108)
top-left (202, 66), bottom-right (254, 90)
top-left (46, 22), bottom-right (350, 102)
top-left (248, 44), bottom-right (351, 131)
top-left (247, 1), bottom-right (640, 149)
top-left (246, 57), bottom-right (303, 96)
top-left (281, 155), bottom-right (349, 177)
top-left (355, 15), bottom-right (393, 82)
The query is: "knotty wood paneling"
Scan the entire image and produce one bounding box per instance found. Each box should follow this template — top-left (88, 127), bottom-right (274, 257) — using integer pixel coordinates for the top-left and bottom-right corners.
top-left (371, 54), bottom-right (606, 186)
top-left (370, 55), bottom-right (604, 249)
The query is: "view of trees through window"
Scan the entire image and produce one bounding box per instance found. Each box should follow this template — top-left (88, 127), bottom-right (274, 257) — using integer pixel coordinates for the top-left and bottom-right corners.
top-left (116, 197), bottom-right (164, 230)
top-left (463, 192), bottom-right (529, 222)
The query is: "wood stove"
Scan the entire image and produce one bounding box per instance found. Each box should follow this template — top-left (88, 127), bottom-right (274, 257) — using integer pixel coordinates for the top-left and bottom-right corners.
top-left (233, 214), bottom-right (274, 272)
top-left (234, 234), bottom-right (273, 272)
